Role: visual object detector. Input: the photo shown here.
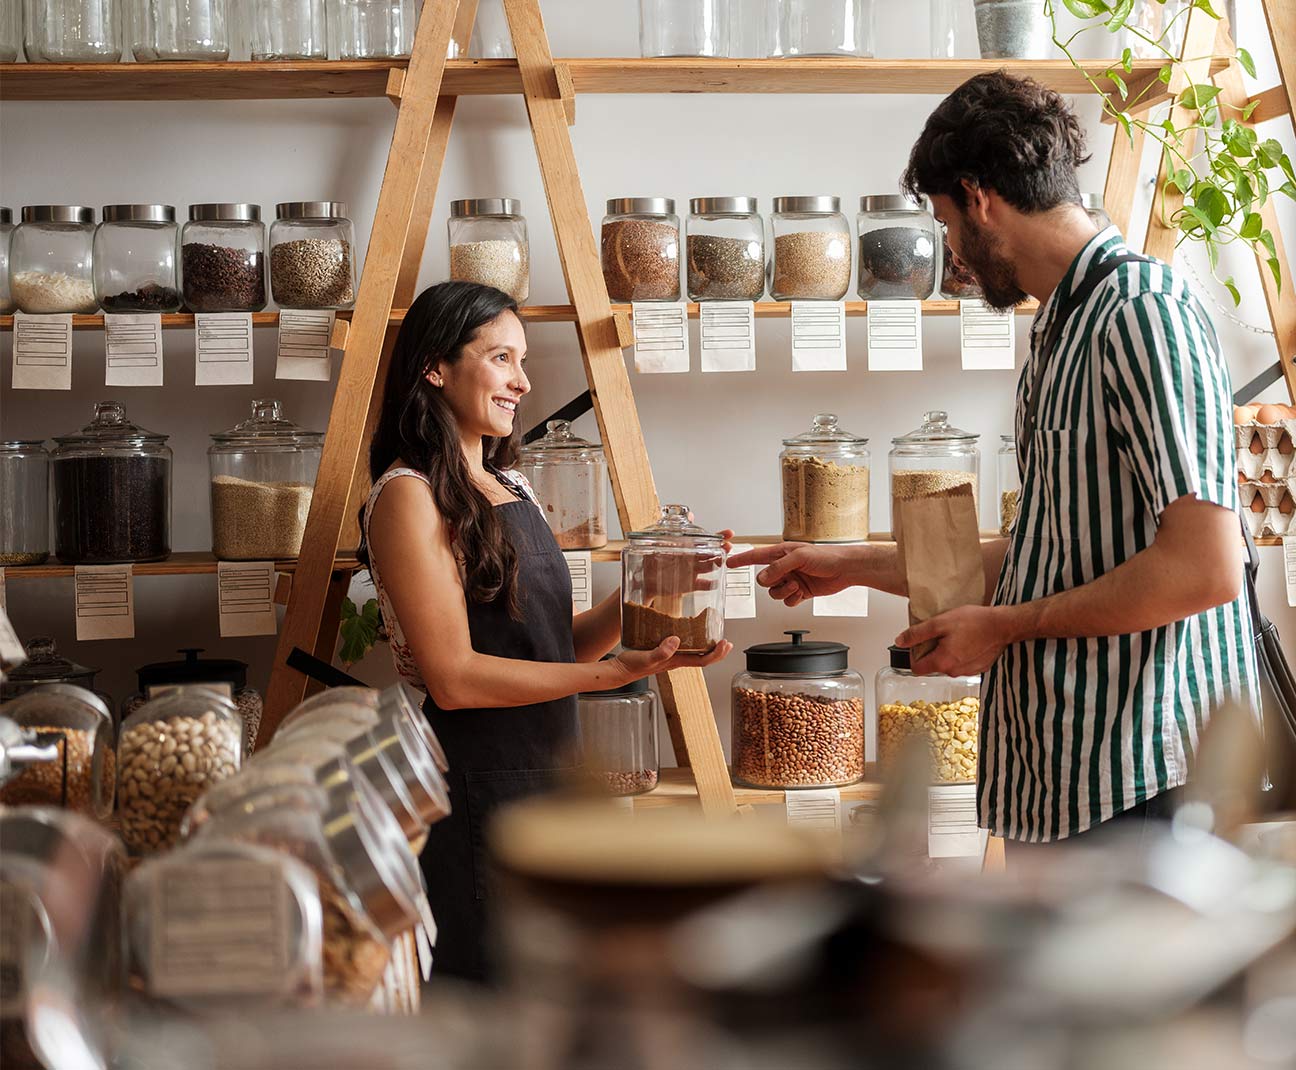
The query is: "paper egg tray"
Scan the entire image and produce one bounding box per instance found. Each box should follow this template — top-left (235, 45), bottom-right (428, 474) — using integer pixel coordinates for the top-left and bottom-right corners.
top-left (1239, 475), bottom-right (1296, 537)
top-left (1236, 419), bottom-right (1296, 480)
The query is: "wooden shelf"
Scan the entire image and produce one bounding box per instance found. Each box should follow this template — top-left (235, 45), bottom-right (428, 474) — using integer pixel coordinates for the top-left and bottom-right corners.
top-left (632, 765), bottom-right (883, 810)
top-left (2, 551), bottom-right (361, 580)
top-left (588, 532), bottom-right (1005, 561)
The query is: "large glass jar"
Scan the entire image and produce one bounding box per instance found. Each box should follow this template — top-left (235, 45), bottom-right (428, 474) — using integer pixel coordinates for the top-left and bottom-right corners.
top-left (931, 0), bottom-right (977, 57)
top-left (638, 0), bottom-right (727, 57)
top-left (208, 398), bottom-right (323, 561)
top-left (11, 206), bottom-right (97, 314)
top-left (269, 201), bottom-right (355, 309)
top-left (93, 204), bottom-right (182, 313)
top-left (621, 505), bottom-right (725, 654)
top-left (516, 420), bottom-right (608, 551)
top-left (146, 0), bottom-right (228, 58)
top-left (0, 2), bottom-right (18, 59)
top-left (577, 677), bottom-right (659, 796)
top-left (769, 196), bottom-right (851, 301)
top-left (1083, 192), bottom-right (1112, 230)
top-left (601, 198), bottom-right (681, 303)
top-left (770, 0), bottom-right (874, 57)
top-left (875, 646), bottom-right (980, 784)
top-left (856, 195), bottom-right (937, 301)
top-left (0, 638), bottom-right (106, 707)
top-left (249, 0), bottom-right (326, 58)
top-left (0, 684), bottom-right (116, 818)
top-left (0, 441), bottom-right (50, 566)
top-left (121, 648), bottom-right (264, 756)
top-left (685, 196), bottom-right (765, 302)
top-left (939, 235), bottom-right (981, 300)
top-left (332, 0), bottom-right (418, 58)
top-left (24, 0), bottom-right (121, 59)
top-left (731, 630), bottom-right (865, 789)
top-left (780, 413), bottom-right (870, 543)
top-left (997, 434), bottom-right (1019, 537)
top-left (0, 208), bottom-right (14, 313)
top-left (447, 198), bottom-right (529, 304)
top-left (181, 203), bottom-right (267, 313)
top-left (888, 410), bottom-right (981, 528)
top-left (52, 401), bottom-right (172, 564)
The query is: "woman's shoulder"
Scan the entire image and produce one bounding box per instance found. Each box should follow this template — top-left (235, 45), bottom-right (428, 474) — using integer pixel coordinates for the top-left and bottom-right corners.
top-left (366, 465), bottom-right (438, 526)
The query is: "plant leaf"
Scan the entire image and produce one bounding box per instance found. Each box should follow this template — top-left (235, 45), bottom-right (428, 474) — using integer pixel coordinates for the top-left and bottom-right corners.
top-left (1107, 70), bottom-right (1129, 99)
top-left (1240, 211), bottom-right (1263, 239)
top-left (1106, 0), bottom-right (1135, 31)
top-left (1180, 205), bottom-right (1217, 234)
top-left (1260, 229), bottom-right (1278, 260)
top-left (1280, 180), bottom-right (1296, 202)
top-left (1192, 0), bottom-right (1220, 16)
top-left (1121, 47), bottom-right (1133, 73)
top-left (338, 596), bottom-right (382, 666)
top-left (1179, 84), bottom-right (1222, 110)
top-left (1206, 238), bottom-right (1219, 271)
top-left (1223, 277), bottom-right (1241, 305)
top-left (1242, 99), bottom-right (1260, 120)
top-left (1268, 257), bottom-right (1282, 293)
top-left (1063, 0), bottom-right (1106, 16)
top-left (1257, 138), bottom-right (1284, 168)
top-left (1158, 64), bottom-right (1173, 85)
top-left (1281, 154), bottom-right (1296, 184)
top-left (1236, 47), bottom-right (1256, 78)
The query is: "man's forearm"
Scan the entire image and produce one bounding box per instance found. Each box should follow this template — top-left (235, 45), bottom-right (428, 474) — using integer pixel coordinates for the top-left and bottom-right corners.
top-left (852, 537), bottom-right (1009, 600)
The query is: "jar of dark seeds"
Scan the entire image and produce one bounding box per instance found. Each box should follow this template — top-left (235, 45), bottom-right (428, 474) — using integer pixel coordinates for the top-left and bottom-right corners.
top-left (270, 201), bottom-right (356, 310)
top-left (94, 204), bottom-right (182, 313)
top-left (769, 196), bottom-right (851, 301)
top-left (181, 203), bottom-right (267, 313)
top-left (601, 197), bottom-right (680, 303)
top-left (447, 198), bottom-right (529, 304)
top-left (51, 400), bottom-right (171, 564)
top-left (856, 194), bottom-right (937, 301)
top-left (577, 676), bottom-right (659, 797)
top-left (685, 196), bottom-right (765, 302)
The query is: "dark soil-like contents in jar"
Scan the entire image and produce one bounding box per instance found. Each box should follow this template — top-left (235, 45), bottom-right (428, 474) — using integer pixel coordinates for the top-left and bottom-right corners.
top-left (621, 600), bottom-right (718, 653)
top-left (601, 219), bottom-right (680, 302)
top-left (182, 243), bottom-right (266, 312)
top-left (53, 454), bottom-right (170, 563)
top-left (857, 227), bottom-right (937, 300)
top-left (100, 284), bottom-right (183, 312)
top-left (687, 233), bottom-right (765, 301)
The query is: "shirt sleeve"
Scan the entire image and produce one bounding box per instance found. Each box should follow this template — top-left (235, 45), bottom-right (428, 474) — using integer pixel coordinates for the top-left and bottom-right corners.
top-left (1100, 291), bottom-right (1238, 518)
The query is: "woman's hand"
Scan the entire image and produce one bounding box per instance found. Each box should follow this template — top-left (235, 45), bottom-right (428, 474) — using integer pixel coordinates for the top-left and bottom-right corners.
top-left (614, 636), bottom-right (734, 680)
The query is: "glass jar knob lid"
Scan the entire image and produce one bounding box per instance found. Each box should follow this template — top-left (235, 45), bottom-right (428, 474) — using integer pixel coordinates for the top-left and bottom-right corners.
top-left (627, 504), bottom-right (720, 544)
top-left (54, 401), bottom-right (169, 446)
top-left (783, 412), bottom-right (868, 447)
top-left (211, 398), bottom-right (323, 446)
top-left (891, 410), bottom-right (978, 444)
top-left (523, 419), bottom-right (602, 452)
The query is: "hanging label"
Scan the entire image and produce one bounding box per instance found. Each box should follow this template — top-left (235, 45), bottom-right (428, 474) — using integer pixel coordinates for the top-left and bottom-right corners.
top-left (959, 299), bottom-right (1015, 370)
top-left (0, 599), bottom-right (24, 669)
top-left (217, 561), bottom-right (277, 637)
top-left (927, 783), bottom-right (987, 859)
top-left (194, 312), bottom-right (254, 385)
top-left (275, 309), bottom-right (335, 381)
top-left (73, 565), bottom-right (135, 641)
top-left (724, 543), bottom-right (757, 620)
top-left (867, 300), bottom-right (923, 371)
top-left (1285, 534), bottom-right (1296, 608)
top-left (699, 301), bottom-right (756, 372)
top-left (632, 301), bottom-right (690, 373)
top-left (563, 551), bottom-right (593, 614)
top-left (104, 313), bottom-right (165, 387)
top-left (12, 312), bottom-right (73, 390)
top-left (785, 787), bottom-right (841, 833)
top-left (790, 301), bottom-right (847, 371)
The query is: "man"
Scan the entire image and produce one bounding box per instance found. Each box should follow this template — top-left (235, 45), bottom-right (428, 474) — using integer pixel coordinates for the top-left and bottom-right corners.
top-left (731, 71), bottom-right (1259, 845)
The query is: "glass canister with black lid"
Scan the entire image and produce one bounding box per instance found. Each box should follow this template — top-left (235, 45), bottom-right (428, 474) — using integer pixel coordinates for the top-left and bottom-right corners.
top-left (516, 420), bottom-right (608, 550)
top-left (577, 674), bottom-right (659, 796)
top-left (0, 440), bottom-right (50, 566)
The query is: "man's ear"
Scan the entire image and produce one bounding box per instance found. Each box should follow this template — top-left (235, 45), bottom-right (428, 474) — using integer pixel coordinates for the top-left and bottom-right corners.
top-left (961, 178), bottom-right (992, 225)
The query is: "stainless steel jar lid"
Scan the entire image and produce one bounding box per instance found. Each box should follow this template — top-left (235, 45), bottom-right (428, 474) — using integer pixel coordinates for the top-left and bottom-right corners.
top-left (606, 197), bottom-right (675, 217)
top-left (101, 204), bottom-right (176, 224)
top-left (348, 713), bottom-right (452, 829)
top-left (275, 201), bottom-right (349, 220)
top-left (450, 198), bottom-right (521, 218)
top-left (22, 205), bottom-right (94, 224)
top-left (859, 194), bottom-right (922, 213)
top-left (689, 197), bottom-right (758, 216)
top-left (377, 683), bottom-right (448, 773)
top-left (0, 208), bottom-right (12, 225)
top-left (773, 196), bottom-right (839, 214)
top-left (188, 203), bottom-right (261, 222)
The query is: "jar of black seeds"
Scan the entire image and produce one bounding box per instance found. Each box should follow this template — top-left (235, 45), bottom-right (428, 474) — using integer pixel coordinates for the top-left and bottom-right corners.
top-left (270, 201), bottom-right (356, 310)
top-left (856, 194), bottom-right (937, 301)
top-left (181, 203), bottom-right (267, 313)
top-left (685, 196), bottom-right (765, 302)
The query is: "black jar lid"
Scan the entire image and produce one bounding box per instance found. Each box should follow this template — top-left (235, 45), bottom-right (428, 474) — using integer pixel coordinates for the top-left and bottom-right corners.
top-left (889, 645), bottom-right (911, 670)
top-left (744, 630), bottom-right (848, 674)
top-left (136, 648), bottom-right (247, 693)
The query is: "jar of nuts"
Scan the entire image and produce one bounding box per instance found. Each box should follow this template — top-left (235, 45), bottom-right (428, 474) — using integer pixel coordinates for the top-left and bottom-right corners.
top-left (731, 630), bottom-right (865, 790)
top-left (577, 675), bottom-right (660, 796)
top-left (875, 645), bottom-right (980, 784)
top-left (122, 648), bottom-right (264, 757)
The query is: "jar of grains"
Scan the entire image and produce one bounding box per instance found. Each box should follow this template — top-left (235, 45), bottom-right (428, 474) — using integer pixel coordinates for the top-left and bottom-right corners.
top-left (731, 630), bottom-right (865, 789)
top-left (939, 235), bottom-right (981, 299)
top-left (0, 207), bottom-right (15, 313)
top-left (875, 645), bottom-right (979, 784)
top-left (208, 398), bottom-right (323, 561)
top-left (888, 410), bottom-right (981, 528)
top-left (577, 675), bottom-right (659, 796)
top-left (0, 441), bottom-right (50, 566)
top-left (11, 206), bottom-right (98, 314)
top-left (769, 196), bottom-right (851, 301)
top-left (270, 201), bottom-right (356, 310)
top-left (447, 198), bottom-right (529, 303)
top-left (516, 420), bottom-right (609, 550)
top-left (94, 204), bottom-right (182, 313)
top-left (780, 413), bottom-right (870, 543)
top-left (685, 196), bottom-right (765, 302)
top-left (601, 197), bottom-right (681, 303)
top-left (997, 435), bottom-right (1020, 537)
top-left (181, 203), bottom-right (267, 313)
top-left (856, 194), bottom-right (937, 300)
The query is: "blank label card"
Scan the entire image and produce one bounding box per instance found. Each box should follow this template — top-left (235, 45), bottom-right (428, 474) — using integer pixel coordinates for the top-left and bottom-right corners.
top-left (74, 565), bottom-right (135, 641)
top-left (959, 299), bottom-right (1016, 370)
top-left (699, 301), bottom-right (756, 372)
top-left (217, 561), bottom-right (277, 637)
top-left (790, 301), bottom-right (847, 371)
top-left (105, 313), bottom-right (165, 387)
top-left (632, 302), bottom-right (690, 373)
top-left (275, 309), bottom-right (335, 381)
top-left (866, 300), bottom-right (923, 371)
top-left (12, 312), bottom-right (73, 390)
top-left (195, 312), bottom-right (254, 386)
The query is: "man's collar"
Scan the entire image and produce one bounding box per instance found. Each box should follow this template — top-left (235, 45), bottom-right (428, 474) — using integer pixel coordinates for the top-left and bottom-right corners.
top-left (1030, 225), bottom-right (1125, 334)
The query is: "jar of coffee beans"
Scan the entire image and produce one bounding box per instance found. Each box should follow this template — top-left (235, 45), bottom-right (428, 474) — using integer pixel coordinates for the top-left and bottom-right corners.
top-left (94, 204), bottom-right (182, 312)
top-left (769, 196), bottom-right (851, 301)
top-left (601, 197), bottom-right (680, 303)
top-left (270, 201), bottom-right (356, 310)
top-left (181, 203), bottom-right (267, 313)
top-left (447, 198), bottom-right (529, 304)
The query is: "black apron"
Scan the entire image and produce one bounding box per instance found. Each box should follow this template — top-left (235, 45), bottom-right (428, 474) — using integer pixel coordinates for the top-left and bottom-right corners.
top-left (420, 477), bottom-right (579, 984)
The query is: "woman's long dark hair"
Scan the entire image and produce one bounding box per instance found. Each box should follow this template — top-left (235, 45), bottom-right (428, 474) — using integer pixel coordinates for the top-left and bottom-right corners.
top-left (360, 280), bottom-right (524, 616)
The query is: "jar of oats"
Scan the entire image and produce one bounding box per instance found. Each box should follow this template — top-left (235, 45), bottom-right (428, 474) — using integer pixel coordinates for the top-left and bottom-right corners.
top-left (875, 645), bottom-right (980, 785)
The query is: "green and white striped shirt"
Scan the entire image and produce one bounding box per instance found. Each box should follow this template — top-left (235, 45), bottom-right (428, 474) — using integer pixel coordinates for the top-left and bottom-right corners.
top-left (982, 226), bottom-right (1260, 841)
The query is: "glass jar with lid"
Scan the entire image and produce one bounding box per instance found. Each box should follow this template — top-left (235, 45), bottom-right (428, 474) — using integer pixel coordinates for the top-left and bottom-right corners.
top-left (685, 196), bottom-right (765, 302)
top-left (601, 198), bottom-right (681, 303)
top-left (888, 410), bottom-right (981, 528)
top-left (731, 630), bottom-right (865, 789)
top-left (639, 0), bottom-right (728, 56)
top-left (621, 505), bottom-right (725, 654)
top-left (1083, 193), bottom-right (1112, 230)
top-left (769, 196), bottom-right (851, 301)
top-left (248, 0), bottom-right (326, 58)
top-left (0, 2), bottom-right (18, 59)
top-left (0, 208), bottom-right (14, 313)
top-left (143, 0), bottom-right (229, 58)
top-left (0, 441), bottom-right (50, 567)
top-left (857, 195), bottom-right (937, 300)
top-left (269, 202), bottom-right (356, 309)
top-left (122, 648), bottom-right (264, 756)
top-left (997, 435), bottom-right (1020, 537)
top-left (0, 684), bottom-right (116, 818)
top-left (875, 645), bottom-right (979, 784)
top-left (939, 235), bottom-right (981, 300)
top-left (577, 676), bottom-right (659, 796)
top-left (332, 0), bottom-right (418, 57)
top-left (447, 198), bottom-right (529, 304)
top-left (0, 639), bottom-right (112, 719)
top-left (93, 204), bottom-right (182, 313)
top-left (11, 206), bottom-right (98, 314)
top-left (182, 203), bottom-right (267, 313)
top-left (208, 398), bottom-right (323, 561)
top-left (52, 401), bottom-right (171, 564)
top-left (516, 420), bottom-right (608, 550)
top-left (25, 0), bottom-right (122, 60)
top-left (780, 413), bottom-right (870, 543)
top-left (770, 0), bottom-right (874, 56)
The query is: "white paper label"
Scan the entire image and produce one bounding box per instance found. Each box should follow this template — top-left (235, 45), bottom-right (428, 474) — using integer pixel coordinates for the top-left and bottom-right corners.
top-left (632, 301), bottom-right (690, 373)
top-left (959, 299), bottom-right (1016, 370)
top-left (12, 312), bottom-right (73, 390)
top-left (0, 601), bottom-right (23, 668)
top-left (195, 312), bottom-right (254, 385)
top-left (1285, 535), bottom-right (1296, 609)
top-left (73, 565), bottom-right (135, 641)
top-left (724, 543), bottom-right (757, 620)
top-left (927, 783), bottom-right (987, 859)
top-left (104, 313), bottom-right (165, 386)
top-left (790, 300), bottom-right (847, 371)
top-left (813, 578), bottom-right (869, 618)
top-left (867, 300), bottom-right (923, 371)
top-left (275, 309), bottom-right (335, 381)
top-left (785, 788), bottom-right (841, 833)
top-left (217, 561), bottom-right (278, 637)
top-left (699, 301), bottom-right (756, 372)
top-left (563, 551), bottom-right (593, 614)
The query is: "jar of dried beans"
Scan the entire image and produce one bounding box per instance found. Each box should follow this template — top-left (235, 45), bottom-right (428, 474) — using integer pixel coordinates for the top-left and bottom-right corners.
top-left (875, 646), bottom-right (980, 784)
top-left (447, 198), bottom-right (529, 303)
top-left (270, 201), bottom-right (356, 310)
top-left (516, 420), bottom-right (609, 550)
top-left (577, 676), bottom-right (659, 796)
top-left (780, 412), bottom-right (870, 543)
top-left (601, 197), bottom-right (680, 303)
top-left (769, 196), bottom-right (851, 301)
top-left (181, 203), bottom-right (267, 313)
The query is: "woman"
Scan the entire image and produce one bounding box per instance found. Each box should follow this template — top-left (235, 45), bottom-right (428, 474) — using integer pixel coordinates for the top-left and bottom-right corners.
top-left (361, 281), bottom-right (732, 982)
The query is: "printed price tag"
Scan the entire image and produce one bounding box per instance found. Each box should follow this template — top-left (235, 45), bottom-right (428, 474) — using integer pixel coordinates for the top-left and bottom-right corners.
top-left (217, 561), bottom-right (277, 637)
top-left (785, 787), bottom-right (841, 833)
top-left (927, 783), bottom-right (987, 859)
top-left (867, 300), bottom-right (923, 371)
top-left (699, 301), bottom-right (756, 372)
top-left (1285, 535), bottom-right (1296, 609)
top-left (790, 300), bottom-right (847, 371)
top-left (275, 309), bottom-right (335, 381)
top-left (564, 551), bottom-right (593, 614)
top-left (632, 302), bottom-right (690, 373)
top-left (195, 312), bottom-right (254, 385)
top-left (959, 299), bottom-right (1016, 370)
top-left (724, 543), bottom-right (757, 619)
top-left (74, 565), bottom-right (135, 641)
top-left (104, 313), bottom-right (165, 386)
top-left (12, 312), bottom-right (73, 390)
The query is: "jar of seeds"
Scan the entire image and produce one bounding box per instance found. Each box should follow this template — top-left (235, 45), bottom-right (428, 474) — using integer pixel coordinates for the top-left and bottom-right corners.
top-left (181, 203), bottom-right (267, 313)
top-left (10, 206), bottom-right (98, 314)
top-left (997, 434), bottom-right (1019, 536)
top-left (685, 196), bottom-right (765, 302)
top-left (0, 441), bottom-right (50, 566)
top-left (270, 201), bottom-right (356, 310)
top-left (601, 197), bottom-right (680, 303)
top-left (888, 410), bottom-right (981, 527)
top-left (94, 204), bottom-right (182, 313)
top-left (856, 194), bottom-right (937, 300)
top-left (875, 645), bottom-right (979, 784)
top-left (447, 198), bottom-right (529, 304)
top-left (769, 196), bottom-right (851, 301)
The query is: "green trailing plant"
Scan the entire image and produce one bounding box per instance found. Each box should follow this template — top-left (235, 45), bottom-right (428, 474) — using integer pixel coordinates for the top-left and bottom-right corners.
top-left (1048, 0), bottom-right (1296, 303)
top-left (338, 595), bottom-right (382, 667)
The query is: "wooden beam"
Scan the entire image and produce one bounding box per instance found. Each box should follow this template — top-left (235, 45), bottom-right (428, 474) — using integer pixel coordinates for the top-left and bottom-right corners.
top-left (385, 68), bottom-right (405, 105)
top-left (1246, 84), bottom-right (1290, 125)
top-left (555, 61), bottom-right (576, 125)
top-left (1261, 0), bottom-right (1296, 129)
top-left (306, 571), bottom-right (352, 699)
top-left (1102, 118), bottom-right (1148, 246)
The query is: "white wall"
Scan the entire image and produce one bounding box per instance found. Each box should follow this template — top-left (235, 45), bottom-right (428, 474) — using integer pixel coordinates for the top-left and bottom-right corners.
top-left (2, 1), bottom-right (1294, 762)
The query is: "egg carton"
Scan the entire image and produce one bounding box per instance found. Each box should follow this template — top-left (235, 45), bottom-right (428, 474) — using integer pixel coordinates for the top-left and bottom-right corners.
top-left (1241, 477), bottom-right (1296, 537)
top-left (1235, 418), bottom-right (1296, 478)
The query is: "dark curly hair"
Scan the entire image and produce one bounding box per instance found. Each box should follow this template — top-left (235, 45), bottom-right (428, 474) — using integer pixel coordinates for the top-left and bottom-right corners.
top-left (901, 71), bottom-right (1091, 212)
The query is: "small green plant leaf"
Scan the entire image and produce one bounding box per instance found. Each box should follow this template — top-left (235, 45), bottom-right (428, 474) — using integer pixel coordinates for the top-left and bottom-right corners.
top-left (1240, 211), bottom-right (1263, 240)
top-left (1257, 138), bottom-right (1285, 168)
top-left (1205, 238), bottom-right (1219, 272)
top-left (1121, 47), bottom-right (1133, 73)
top-left (1260, 229), bottom-right (1278, 261)
top-left (338, 596), bottom-right (382, 666)
top-left (1281, 154), bottom-right (1296, 184)
top-left (1236, 47), bottom-right (1256, 78)
top-left (1242, 99), bottom-right (1260, 121)
top-left (1158, 64), bottom-right (1173, 85)
top-left (1223, 276), bottom-right (1241, 305)
top-left (1280, 180), bottom-right (1296, 202)
top-left (1106, 0), bottom-right (1135, 31)
top-left (1180, 206), bottom-right (1216, 235)
top-left (1192, 0), bottom-right (1220, 16)
top-left (1180, 84), bottom-right (1222, 110)
top-left (1107, 71), bottom-right (1129, 99)
top-left (1268, 257), bottom-right (1282, 293)
top-left (1062, 0), bottom-right (1106, 16)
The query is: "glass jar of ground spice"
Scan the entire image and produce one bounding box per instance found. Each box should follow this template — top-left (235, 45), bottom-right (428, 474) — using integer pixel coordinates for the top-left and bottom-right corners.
top-left (516, 419), bottom-right (608, 550)
top-left (780, 413), bottom-right (870, 543)
top-left (270, 202), bottom-right (356, 310)
top-left (856, 195), bottom-right (937, 301)
top-left (601, 198), bottom-right (681, 303)
top-left (0, 440), bottom-right (50, 566)
top-left (11, 205), bottom-right (98, 314)
top-left (447, 198), bottom-right (529, 304)
top-left (51, 401), bottom-right (172, 564)
top-left (769, 196), bottom-right (851, 301)
top-left (181, 203), bottom-right (267, 313)
top-left (94, 204), bottom-right (182, 313)
top-left (685, 196), bottom-right (765, 302)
